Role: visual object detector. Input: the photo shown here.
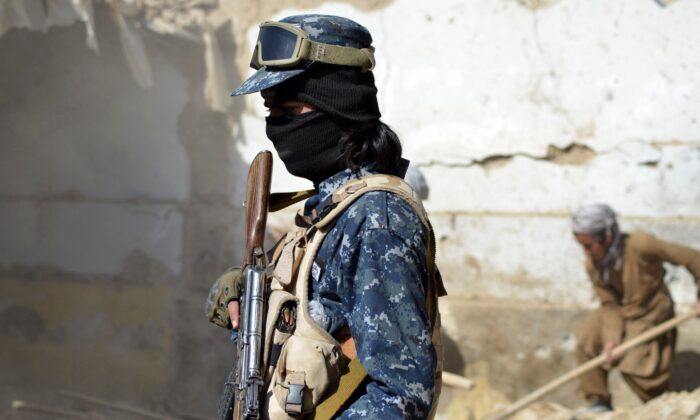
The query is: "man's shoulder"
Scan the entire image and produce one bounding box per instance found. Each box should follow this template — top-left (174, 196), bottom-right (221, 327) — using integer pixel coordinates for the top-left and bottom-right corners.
top-left (625, 231), bottom-right (657, 252)
top-left (339, 190), bottom-right (424, 237)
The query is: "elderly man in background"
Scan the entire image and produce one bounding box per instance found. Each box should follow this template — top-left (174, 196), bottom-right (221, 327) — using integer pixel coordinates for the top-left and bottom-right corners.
top-left (571, 203), bottom-right (700, 412)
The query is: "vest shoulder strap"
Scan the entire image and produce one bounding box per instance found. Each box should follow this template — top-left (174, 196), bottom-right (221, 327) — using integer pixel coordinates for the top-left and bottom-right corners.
top-left (315, 174), bottom-right (430, 230)
top-left (313, 174), bottom-right (446, 299)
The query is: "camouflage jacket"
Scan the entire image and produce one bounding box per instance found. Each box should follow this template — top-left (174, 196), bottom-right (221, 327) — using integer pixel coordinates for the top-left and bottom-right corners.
top-left (306, 167), bottom-right (436, 419)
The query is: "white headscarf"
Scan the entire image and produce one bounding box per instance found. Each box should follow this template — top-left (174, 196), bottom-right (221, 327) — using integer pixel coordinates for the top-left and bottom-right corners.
top-left (571, 203), bottom-right (623, 282)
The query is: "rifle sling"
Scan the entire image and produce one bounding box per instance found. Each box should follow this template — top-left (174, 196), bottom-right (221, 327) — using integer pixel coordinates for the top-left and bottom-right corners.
top-left (269, 189), bottom-right (317, 212)
top-left (312, 357), bottom-right (367, 420)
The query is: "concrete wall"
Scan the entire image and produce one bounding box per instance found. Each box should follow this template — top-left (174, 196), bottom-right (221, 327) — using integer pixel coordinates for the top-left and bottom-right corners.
top-left (240, 0), bottom-right (700, 307)
top-left (0, 3), bottom-right (247, 416)
top-left (1, 0), bottom-right (699, 417)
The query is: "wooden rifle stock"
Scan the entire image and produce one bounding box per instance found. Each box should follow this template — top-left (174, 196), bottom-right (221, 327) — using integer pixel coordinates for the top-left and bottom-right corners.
top-left (243, 151), bottom-right (273, 266)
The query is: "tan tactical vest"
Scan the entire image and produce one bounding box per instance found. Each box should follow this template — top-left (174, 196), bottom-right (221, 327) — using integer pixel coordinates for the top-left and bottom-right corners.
top-left (262, 174), bottom-right (446, 419)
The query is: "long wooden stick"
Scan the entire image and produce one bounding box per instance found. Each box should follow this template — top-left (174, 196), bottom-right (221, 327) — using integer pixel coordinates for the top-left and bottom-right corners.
top-left (485, 311), bottom-right (696, 420)
top-left (60, 390), bottom-right (183, 420)
top-left (443, 371), bottom-right (475, 390)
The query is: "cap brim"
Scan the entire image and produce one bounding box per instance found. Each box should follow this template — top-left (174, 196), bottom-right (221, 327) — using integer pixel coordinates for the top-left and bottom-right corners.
top-left (230, 63), bottom-right (311, 96)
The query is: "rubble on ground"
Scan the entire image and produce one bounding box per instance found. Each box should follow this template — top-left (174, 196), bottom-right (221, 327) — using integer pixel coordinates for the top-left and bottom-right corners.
top-left (512, 388), bottom-right (700, 420)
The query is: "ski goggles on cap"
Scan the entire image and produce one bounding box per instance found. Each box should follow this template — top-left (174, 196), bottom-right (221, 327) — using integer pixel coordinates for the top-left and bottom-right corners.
top-left (249, 21), bottom-right (376, 71)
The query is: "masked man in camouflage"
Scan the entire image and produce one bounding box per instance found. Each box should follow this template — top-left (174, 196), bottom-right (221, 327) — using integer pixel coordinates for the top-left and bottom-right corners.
top-left (571, 203), bottom-right (700, 412)
top-left (206, 14), bottom-right (444, 419)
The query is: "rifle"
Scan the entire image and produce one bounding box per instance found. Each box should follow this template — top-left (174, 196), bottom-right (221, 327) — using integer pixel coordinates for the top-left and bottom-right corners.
top-left (218, 151), bottom-right (273, 420)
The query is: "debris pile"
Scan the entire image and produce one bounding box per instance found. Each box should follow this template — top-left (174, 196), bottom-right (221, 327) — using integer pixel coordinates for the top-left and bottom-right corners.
top-left (512, 388), bottom-right (700, 420)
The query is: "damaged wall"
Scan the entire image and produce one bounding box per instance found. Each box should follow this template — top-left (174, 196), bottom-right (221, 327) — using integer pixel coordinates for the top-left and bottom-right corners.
top-left (1, 0), bottom-right (699, 417)
top-left (0, 2), bottom-right (246, 416)
top-left (238, 0), bottom-right (700, 308)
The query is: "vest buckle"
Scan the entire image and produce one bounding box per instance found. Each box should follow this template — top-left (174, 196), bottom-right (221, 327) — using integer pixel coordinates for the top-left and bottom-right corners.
top-left (285, 375), bottom-right (305, 415)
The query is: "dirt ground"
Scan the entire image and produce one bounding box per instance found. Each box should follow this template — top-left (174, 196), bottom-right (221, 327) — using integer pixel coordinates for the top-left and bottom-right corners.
top-left (2, 296), bottom-right (698, 419)
top-left (512, 388), bottom-right (700, 420)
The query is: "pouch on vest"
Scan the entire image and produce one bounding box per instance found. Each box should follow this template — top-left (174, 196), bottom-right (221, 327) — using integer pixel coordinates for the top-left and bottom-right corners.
top-left (271, 334), bottom-right (343, 416)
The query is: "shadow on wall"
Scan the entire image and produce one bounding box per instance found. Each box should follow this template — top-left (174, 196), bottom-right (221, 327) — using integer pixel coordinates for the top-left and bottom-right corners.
top-left (442, 331), bottom-right (466, 375)
top-left (0, 1), bottom-right (248, 417)
top-left (670, 350), bottom-right (700, 391)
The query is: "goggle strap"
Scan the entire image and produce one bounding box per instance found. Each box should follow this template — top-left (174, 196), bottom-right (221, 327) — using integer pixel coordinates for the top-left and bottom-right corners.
top-left (361, 47), bottom-right (376, 72)
top-left (249, 44), bottom-right (260, 69)
top-left (304, 41), bottom-right (376, 71)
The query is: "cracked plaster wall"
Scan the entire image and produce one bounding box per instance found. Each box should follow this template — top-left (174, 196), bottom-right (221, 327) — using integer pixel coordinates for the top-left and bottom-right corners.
top-left (238, 0), bottom-right (700, 307)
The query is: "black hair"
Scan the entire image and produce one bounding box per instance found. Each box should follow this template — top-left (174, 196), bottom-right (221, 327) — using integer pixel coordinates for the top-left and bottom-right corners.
top-left (338, 120), bottom-right (402, 174)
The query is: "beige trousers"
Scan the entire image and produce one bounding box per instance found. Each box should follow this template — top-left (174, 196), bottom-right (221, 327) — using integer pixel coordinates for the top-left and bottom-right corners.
top-left (575, 307), bottom-right (676, 405)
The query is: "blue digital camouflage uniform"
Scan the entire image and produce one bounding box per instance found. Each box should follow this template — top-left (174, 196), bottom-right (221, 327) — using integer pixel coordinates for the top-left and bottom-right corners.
top-left (306, 166), bottom-right (436, 419)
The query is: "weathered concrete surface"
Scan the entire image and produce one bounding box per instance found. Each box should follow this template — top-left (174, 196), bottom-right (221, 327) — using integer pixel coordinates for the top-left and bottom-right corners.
top-left (431, 213), bottom-right (700, 306)
top-left (0, 276), bottom-right (170, 399)
top-left (0, 202), bottom-right (183, 275)
top-left (390, 0), bottom-right (700, 159)
top-left (0, 3), bottom-right (245, 417)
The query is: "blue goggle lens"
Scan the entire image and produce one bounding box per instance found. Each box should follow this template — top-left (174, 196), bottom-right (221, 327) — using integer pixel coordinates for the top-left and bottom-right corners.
top-left (259, 26), bottom-right (299, 61)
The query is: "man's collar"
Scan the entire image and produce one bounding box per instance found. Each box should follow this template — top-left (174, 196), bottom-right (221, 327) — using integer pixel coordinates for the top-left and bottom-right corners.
top-left (302, 158), bottom-right (410, 217)
top-left (304, 166), bottom-right (376, 216)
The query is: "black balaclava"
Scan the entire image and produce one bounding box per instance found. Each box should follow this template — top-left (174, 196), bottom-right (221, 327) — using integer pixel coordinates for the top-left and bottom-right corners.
top-left (265, 64), bottom-right (381, 185)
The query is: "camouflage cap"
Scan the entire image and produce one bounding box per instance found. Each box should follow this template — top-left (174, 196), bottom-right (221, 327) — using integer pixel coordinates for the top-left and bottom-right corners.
top-left (230, 14), bottom-right (374, 96)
